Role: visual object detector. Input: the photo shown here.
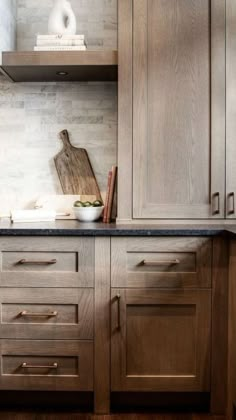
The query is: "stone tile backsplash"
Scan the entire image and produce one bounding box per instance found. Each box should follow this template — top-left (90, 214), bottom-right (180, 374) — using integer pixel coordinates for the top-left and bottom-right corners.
top-left (16, 0), bottom-right (117, 51)
top-left (0, 0), bottom-right (117, 214)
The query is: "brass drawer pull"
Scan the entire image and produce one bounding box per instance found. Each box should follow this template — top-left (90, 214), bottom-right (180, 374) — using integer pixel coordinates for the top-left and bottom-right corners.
top-left (21, 362), bottom-right (58, 369)
top-left (212, 192), bottom-right (220, 215)
top-left (20, 311), bottom-right (58, 317)
top-left (228, 192), bottom-right (235, 215)
top-left (116, 294), bottom-right (121, 330)
top-left (18, 259), bottom-right (57, 265)
top-left (142, 259), bottom-right (180, 266)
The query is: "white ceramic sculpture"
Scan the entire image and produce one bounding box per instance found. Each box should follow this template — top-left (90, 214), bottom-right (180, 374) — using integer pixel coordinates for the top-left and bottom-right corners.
top-left (48, 0), bottom-right (77, 35)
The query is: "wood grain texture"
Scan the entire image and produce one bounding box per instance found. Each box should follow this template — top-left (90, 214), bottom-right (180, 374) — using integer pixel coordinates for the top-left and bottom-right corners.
top-left (211, 236), bottom-right (229, 415)
top-left (1, 51), bottom-right (118, 82)
top-left (111, 288), bottom-right (211, 392)
top-left (211, 0), bottom-right (226, 219)
top-left (117, 0), bottom-right (133, 222)
top-left (226, 0), bottom-right (236, 218)
top-left (0, 237), bottom-right (94, 288)
top-left (0, 340), bottom-right (93, 391)
top-left (54, 130), bottom-right (102, 199)
top-left (111, 237), bottom-right (212, 288)
top-left (131, 0), bottom-right (225, 219)
top-left (0, 288), bottom-right (93, 340)
top-left (94, 237), bottom-right (111, 414)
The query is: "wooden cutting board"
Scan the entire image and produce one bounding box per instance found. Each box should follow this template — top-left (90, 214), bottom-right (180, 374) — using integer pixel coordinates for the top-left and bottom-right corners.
top-left (54, 130), bottom-right (102, 200)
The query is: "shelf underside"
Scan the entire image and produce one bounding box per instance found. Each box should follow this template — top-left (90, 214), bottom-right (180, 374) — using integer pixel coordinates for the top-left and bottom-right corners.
top-left (0, 50), bottom-right (118, 82)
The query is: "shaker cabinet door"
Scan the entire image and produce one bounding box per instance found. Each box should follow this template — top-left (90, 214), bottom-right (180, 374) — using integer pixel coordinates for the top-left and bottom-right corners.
top-left (133, 0), bottom-right (225, 219)
top-left (226, 0), bottom-right (236, 219)
top-left (111, 289), bottom-right (211, 392)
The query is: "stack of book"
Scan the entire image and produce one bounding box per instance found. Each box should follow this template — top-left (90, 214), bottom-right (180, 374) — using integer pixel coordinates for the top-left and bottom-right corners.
top-left (34, 34), bottom-right (87, 51)
top-left (103, 166), bottom-right (117, 224)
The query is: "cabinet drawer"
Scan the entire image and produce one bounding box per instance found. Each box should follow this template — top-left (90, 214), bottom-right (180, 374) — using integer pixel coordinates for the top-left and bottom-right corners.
top-left (111, 237), bottom-right (212, 288)
top-left (0, 237), bottom-right (94, 288)
top-left (0, 340), bottom-right (93, 391)
top-left (0, 288), bottom-right (93, 340)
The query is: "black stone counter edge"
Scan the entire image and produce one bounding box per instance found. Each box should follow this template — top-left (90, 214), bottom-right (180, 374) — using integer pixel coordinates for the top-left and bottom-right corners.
top-left (0, 221), bottom-right (230, 236)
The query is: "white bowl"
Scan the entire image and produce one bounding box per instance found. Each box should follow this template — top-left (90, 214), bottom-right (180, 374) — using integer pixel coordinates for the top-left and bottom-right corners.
top-left (73, 206), bottom-right (104, 222)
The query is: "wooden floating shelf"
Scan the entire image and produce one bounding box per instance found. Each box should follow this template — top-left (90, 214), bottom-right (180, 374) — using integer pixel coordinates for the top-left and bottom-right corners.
top-left (0, 50), bottom-right (118, 82)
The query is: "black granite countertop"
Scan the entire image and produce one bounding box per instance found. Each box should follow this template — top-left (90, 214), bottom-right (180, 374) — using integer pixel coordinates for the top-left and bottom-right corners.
top-left (0, 220), bottom-right (231, 236)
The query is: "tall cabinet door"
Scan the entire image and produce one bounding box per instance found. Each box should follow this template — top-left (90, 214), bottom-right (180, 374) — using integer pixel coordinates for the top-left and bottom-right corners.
top-left (133, 0), bottom-right (225, 219)
top-left (226, 0), bottom-right (236, 219)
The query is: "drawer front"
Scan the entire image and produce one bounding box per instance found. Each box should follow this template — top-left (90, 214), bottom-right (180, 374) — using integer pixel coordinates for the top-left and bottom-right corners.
top-left (0, 288), bottom-right (93, 340)
top-left (111, 237), bottom-right (212, 288)
top-left (0, 340), bottom-right (93, 391)
top-left (0, 237), bottom-right (94, 288)
top-left (2, 251), bottom-right (77, 272)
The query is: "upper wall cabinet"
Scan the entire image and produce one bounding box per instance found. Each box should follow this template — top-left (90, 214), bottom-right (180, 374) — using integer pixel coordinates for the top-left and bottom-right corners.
top-left (226, 0), bottom-right (236, 218)
top-left (118, 0), bottom-right (226, 221)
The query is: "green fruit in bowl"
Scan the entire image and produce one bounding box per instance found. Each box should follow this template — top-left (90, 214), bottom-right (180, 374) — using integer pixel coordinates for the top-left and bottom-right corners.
top-left (83, 201), bottom-right (92, 207)
top-left (93, 200), bottom-right (103, 207)
top-left (73, 200), bottom-right (84, 208)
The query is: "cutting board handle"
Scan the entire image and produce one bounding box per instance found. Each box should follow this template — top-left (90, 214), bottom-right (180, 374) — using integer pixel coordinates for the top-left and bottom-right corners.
top-left (59, 129), bottom-right (72, 150)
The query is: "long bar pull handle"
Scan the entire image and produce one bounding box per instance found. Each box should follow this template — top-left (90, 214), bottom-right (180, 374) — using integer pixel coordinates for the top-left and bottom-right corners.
top-left (20, 311), bottom-right (58, 317)
top-left (142, 259), bottom-right (180, 266)
top-left (18, 259), bottom-right (57, 265)
top-left (21, 362), bottom-right (58, 369)
top-left (228, 192), bottom-right (235, 215)
top-left (212, 192), bottom-right (220, 215)
top-left (116, 294), bottom-right (121, 330)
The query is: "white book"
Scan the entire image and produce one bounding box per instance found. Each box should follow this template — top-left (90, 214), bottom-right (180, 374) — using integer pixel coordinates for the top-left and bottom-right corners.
top-left (34, 46), bottom-right (87, 51)
top-left (37, 34), bottom-right (85, 40)
top-left (37, 39), bottom-right (85, 46)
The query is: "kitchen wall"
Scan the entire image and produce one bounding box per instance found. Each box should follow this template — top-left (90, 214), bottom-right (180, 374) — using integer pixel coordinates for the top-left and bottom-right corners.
top-left (0, 0), bottom-right (117, 214)
top-left (17, 0), bottom-right (116, 51)
top-left (0, 0), bottom-right (16, 59)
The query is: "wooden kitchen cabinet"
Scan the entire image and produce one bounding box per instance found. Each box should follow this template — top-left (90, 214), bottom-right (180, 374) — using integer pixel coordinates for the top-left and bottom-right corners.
top-left (226, 0), bottom-right (236, 219)
top-left (0, 234), bottom-right (228, 415)
top-left (0, 237), bottom-right (95, 392)
top-left (111, 288), bottom-right (211, 392)
top-left (118, 0), bottom-right (226, 221)
top-left (111, 237), bottom-right (213, 393)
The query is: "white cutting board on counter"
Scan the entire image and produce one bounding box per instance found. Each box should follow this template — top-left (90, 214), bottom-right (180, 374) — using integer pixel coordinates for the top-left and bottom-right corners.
top-left (35, 195), bottom-right (96, 219)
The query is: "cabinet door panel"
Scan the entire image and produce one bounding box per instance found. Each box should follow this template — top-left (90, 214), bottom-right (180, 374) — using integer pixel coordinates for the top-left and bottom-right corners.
top-left (111, 289), bottom-right (211, 391)
top-left (133, 0), bottom-right (225, 219)
top-left (226, 0), bottom-right (236, 218)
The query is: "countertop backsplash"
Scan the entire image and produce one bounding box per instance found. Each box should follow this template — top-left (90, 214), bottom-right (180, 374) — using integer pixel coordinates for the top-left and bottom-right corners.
top-left (0, 0), bottom-right (16, 55)
top-left (0, 0), bottom-right (118, 214)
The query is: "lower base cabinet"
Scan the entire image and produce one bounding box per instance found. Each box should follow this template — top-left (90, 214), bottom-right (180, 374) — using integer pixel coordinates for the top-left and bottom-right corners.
top-left (0, 235), bottom-right (229, 415)
top-left (111, 289), bottom-right (211, 392)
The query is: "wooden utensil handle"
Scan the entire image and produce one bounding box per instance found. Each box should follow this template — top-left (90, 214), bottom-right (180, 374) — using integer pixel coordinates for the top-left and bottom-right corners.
top-left (59, 129), bottom-right (72, 149)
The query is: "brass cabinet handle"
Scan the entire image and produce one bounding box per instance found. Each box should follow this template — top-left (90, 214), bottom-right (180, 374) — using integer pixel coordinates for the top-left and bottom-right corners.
top-left (21, 362), bottom-right (58, 369)
top-left (116, 294), bottom-right (121, 330)
top-left (20, 311), bottom-right (58, 317)
top-left (228, 192), bottom-right (235, 215)
top-left (142, 259), bottom-right (180, 266)
top-left (212, 192), bottom-right (220, 215)
top-left (18, 259), bottom-right (57, 265)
